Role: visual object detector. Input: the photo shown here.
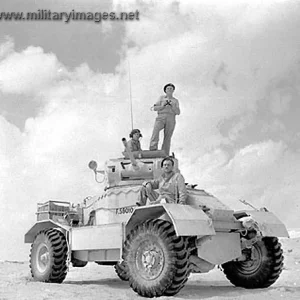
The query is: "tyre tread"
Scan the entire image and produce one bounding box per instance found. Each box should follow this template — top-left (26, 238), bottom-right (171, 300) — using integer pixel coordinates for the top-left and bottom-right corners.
top-left (222, 236), bottom-right (284, 289)
top-left (124, 219), bottom-right (190, 297)
top-left (30, 229), bottom-right (68, 283)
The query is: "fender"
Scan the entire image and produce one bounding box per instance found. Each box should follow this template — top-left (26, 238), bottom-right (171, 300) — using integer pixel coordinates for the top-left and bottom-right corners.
top-left (126, 203), bottom-right (216, 236)
top-left (24, 220), bottom-right (70, 243)
top-left (234, 210), bottom-right (289, 237)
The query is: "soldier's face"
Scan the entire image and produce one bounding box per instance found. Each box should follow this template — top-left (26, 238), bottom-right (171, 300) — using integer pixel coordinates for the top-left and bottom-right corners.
top-left (162, 161), bottom-right (173, 173)
top-left (132, 132), bottom-right (140, 140)
top-left (165, 86), bottom-right (174, 95)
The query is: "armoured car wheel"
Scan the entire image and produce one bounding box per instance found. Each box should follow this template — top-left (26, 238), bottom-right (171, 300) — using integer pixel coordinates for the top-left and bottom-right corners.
top-left (114, 261), bottom-right (129, 281)
top-left (30, 228), bottom-right (68, 283)
top-left (123, 219), bottom-right (190, 298)
top-left (222, 237), bottom-right (283, 288)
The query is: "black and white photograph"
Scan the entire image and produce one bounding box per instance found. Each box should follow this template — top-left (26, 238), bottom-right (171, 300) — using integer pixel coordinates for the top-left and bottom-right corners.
top-left (0, 0), bottom-right (299, 299)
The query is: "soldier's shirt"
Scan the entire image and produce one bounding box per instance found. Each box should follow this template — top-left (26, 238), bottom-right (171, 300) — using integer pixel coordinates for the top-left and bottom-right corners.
top-left (149, 171), bottom-right (187, 204)
top-left (127, 139), bottom-right (142, 152)
top-left (154, 96), bottom-right (180, 116)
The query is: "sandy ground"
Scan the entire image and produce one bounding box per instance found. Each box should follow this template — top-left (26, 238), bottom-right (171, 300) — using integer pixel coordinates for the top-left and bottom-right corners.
top-left (1, 236), bottom-right (300, 300)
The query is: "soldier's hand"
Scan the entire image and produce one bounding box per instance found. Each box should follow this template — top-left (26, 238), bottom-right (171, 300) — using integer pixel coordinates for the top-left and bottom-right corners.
top-left (144, 182), bottom-right (152, 192)
top-left (163, 100), bottom-right (169, 106)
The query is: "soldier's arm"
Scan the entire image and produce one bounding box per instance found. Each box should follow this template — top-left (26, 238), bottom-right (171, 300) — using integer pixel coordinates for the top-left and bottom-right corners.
top-left (138, 141), bottom-right (142, 151)
top-left (153, 96), bottom-right (166, 111)
top-left (126, 140), bottom-right (134, 152)
top-left (170, 98), bottom-right (180, 115)
top-left (177, 174), bottom-right (187, 204)
top-left (142, 179), bottom-right (160, 190)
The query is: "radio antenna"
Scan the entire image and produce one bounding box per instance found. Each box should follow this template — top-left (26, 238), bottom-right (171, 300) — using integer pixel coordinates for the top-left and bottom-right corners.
top-left (128, 60), bottom-right (134, 130)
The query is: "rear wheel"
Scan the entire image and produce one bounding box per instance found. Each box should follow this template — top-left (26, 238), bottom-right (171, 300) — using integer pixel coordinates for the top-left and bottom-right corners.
top-left (30, 229), bottom-right (68, 283)
top-left (222, 237), bottom-right (283, 288)
top-left (123, 219), bottom-right (190, 298)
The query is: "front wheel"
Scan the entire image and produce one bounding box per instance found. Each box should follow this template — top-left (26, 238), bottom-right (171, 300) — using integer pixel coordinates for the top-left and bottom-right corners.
top-left (123, 219), bottom-right (190, 298)
top-left (222, 237), bottom-right (284, 288)
top-left (30, 228), bottom-right (68, 283)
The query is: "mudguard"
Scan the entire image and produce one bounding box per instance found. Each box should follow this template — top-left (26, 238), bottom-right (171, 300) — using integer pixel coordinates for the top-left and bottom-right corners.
top-left (234, 210), bottom-right (289, 237)
top-left (126, 203), bottom-right (216, 236)
top-left (24, 220), bottom-right (70, 243)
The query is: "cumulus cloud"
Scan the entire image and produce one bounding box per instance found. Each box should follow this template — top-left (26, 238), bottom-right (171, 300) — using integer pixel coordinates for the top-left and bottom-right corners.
top-left (0, 46), bottom-right (66, 95)
top-left (268, 85), bottom-right (296, 115)
top-left (262, 119), bottom-right (286, 134)
top-left (1, 0), bottom-right (300, 260)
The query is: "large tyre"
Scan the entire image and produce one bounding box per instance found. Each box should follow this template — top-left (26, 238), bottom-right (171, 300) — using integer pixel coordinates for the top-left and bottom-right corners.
top-left (123, 219), bottom-right (190, 298)
top-left (30, 228), bottom-right (68, 283)
top-left (222, 237), bottom-right (284, 289)
top-left (114, 261), bottom-right (129, 281)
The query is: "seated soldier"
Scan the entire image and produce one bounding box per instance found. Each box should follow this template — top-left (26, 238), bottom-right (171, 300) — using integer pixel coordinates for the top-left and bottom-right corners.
top-left (136, 157), bottom-right (187, 206)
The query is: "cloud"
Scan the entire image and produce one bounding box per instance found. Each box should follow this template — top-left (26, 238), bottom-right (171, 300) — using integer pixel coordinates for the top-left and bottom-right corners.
top-left (226, 114), bottom-right (254, 142)
top-left (262, 119), bottom-right (285, 134)
top-left (0, 46), bottom-right (66, 95)
top-left (268, 85), bottom-right (295, 115)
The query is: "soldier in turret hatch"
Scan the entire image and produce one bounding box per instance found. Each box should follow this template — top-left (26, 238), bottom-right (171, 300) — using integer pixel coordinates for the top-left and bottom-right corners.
top-left (126, 129), bottom-right (143, 152)
top-left (136, 157), bottom-right (187, 206)
top-left (149, 83), bottom-right (180, 156)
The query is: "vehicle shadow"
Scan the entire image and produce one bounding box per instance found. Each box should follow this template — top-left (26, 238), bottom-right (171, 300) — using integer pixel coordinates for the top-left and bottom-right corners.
top-left (64, 278), bottom-right (129, 289)
top-left (64, 278), bottom-right (300, 299)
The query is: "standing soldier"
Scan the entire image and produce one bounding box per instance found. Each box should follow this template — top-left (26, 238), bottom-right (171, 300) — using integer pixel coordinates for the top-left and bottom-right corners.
top-left (149, 83), bottom-right (180, 155)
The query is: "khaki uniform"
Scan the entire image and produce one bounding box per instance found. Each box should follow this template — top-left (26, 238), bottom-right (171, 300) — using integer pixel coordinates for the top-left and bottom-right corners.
top-left (149, 96), bottom-right (180, 155)
top-left (137, 171), bottom-right (187, 206)
top-left (126, 139), bottom-right (142, 152)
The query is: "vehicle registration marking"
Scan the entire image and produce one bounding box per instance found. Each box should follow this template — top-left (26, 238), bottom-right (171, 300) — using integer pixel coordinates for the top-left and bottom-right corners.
top-left (115, 205), bottom-right (135, 215)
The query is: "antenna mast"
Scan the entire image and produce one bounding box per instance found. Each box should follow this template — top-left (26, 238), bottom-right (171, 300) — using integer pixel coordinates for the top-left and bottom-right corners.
top-left (128, 60), bottom-right (134, 130)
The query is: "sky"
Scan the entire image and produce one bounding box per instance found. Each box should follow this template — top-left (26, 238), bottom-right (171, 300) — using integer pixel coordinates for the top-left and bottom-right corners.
top-left (0, 0), bottom-right (300, 260)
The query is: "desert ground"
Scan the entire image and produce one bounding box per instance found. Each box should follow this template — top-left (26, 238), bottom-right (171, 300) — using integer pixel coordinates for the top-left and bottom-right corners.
top-left (1, 234), bottom-right (300, 300)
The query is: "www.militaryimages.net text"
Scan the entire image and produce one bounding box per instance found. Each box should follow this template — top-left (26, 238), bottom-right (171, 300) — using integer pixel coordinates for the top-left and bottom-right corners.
top-left (0, 9), bottom-right (140, 23)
